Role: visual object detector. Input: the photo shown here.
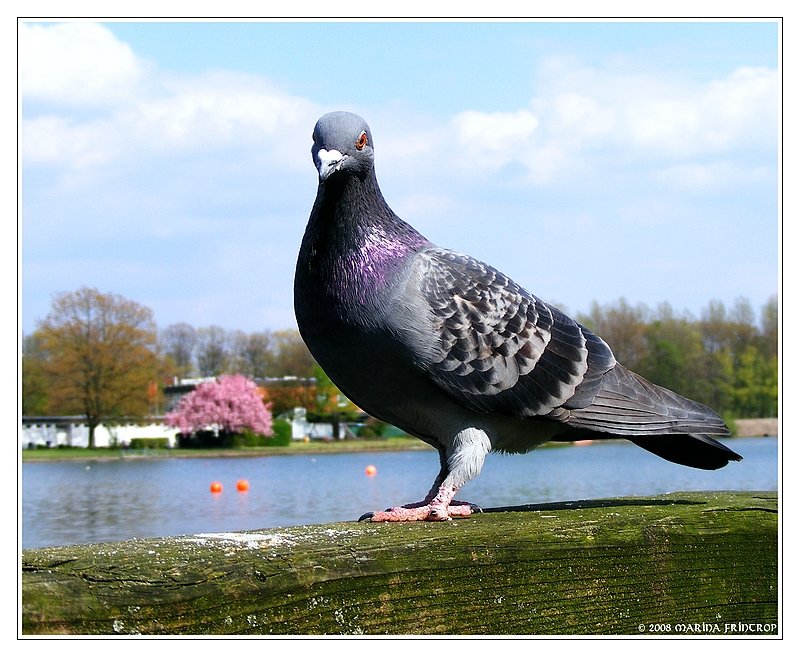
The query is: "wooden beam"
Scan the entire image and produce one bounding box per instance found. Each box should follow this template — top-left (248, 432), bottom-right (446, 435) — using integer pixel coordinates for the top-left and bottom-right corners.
top-left (21, 491), bottom-right (778, 636)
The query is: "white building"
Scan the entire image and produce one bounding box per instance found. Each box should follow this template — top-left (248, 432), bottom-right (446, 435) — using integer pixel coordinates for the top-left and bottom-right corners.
top-left (290, 407), bottom-right (348, 440)
top-left (21, 416), bottom-right (179, 449)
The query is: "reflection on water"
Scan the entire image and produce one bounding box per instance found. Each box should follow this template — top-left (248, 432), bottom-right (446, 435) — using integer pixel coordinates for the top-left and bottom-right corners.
top-left (22, 437), bottom-right (777, 549)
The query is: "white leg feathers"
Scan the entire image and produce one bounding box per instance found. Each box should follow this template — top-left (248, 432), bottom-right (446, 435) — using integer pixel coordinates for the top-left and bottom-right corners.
top-left (444, 427), bottom-right (492, 490)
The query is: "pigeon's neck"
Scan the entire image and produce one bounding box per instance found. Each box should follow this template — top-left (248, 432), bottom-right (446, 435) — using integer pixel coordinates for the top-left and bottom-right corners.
top-left (302, 173), bottom-right (429, 305)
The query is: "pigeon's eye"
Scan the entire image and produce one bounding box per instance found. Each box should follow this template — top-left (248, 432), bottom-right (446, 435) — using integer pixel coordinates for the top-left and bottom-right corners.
top-left (355, 131), bottom-right (368, 151)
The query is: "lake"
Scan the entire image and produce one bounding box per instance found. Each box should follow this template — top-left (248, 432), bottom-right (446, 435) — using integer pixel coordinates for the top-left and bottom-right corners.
top-left (21, 436), bottom-right (777, 549)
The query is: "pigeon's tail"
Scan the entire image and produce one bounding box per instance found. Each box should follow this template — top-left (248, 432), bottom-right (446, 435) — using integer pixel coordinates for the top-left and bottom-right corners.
top-left (557, 363), bottom-right (742, 469)
top-left (564, 364), bottom-right (730, 437)
top-left (629, 433), bottom-right (742, 470)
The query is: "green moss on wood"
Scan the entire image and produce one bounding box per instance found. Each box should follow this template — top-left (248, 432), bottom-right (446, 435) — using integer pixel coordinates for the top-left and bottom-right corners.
top-left (21, 491), bottom-right (778, 636)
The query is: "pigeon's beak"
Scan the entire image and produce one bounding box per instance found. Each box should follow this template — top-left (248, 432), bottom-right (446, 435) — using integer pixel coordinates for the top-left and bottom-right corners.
top-left (316, 148), bottom-right (347, 182)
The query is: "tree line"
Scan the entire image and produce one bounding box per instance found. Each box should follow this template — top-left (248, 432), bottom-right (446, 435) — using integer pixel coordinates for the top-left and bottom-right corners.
top-left (21, 288), bottom-right (320, 445)
top-left (22, 287), bottom-right (778, 446)
top-left (159, 323), bottom-right (315, 380)
top-left (576, 296), bottom-right (778, 421)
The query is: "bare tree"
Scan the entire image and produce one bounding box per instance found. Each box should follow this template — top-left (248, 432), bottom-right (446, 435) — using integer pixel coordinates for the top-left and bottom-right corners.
top-left (196, 325), bottom-right (230, 377)
top-left (577, 298), bottom-right (649, 368)
top-left (160, 322), bottom-right (197, 379)
top-left (271, 329), bottom-right (316, 377)
top-left (231, 330), bottom-right (274, 378)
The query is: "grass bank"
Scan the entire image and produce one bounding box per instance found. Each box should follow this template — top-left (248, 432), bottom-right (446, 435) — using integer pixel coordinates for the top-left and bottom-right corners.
top-left (20, 436), bottom-right (434, 462)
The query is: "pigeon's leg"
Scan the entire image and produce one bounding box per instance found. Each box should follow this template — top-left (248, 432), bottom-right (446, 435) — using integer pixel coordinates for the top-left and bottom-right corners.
top-left (361, 427), bottom-right (490, 522)
top-left (382, 450), bottom-right (448, 510)
top-left (426, 427), bottom-right (490, 520)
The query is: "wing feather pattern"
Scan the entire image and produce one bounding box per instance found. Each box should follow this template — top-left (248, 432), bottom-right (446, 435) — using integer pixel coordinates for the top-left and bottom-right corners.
top-left (411, 248), bottom-right (615, 417)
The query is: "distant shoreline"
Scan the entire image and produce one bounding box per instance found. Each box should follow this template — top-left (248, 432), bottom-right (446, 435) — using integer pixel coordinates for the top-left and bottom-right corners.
top-left (734, 418), bottom-right (779, 437)
top-left (20, 420), bottom-right (777, 463)
top-left (20, 437), bottom-right (435, 462)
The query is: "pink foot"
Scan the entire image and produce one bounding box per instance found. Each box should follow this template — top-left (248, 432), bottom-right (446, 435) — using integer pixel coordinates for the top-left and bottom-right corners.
top-left (359, 501), bottom-right (481, 522)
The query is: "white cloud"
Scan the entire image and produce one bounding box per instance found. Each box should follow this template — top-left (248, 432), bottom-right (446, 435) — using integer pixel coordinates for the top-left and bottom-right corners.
top-left (23, 25), bottom-right (776, 197)
top-left (23, 115), bottom-right (123, 168)
top-left (20, 22), bottom-right (146, 106)
top-left (389, 192), bottom-right (460, 228)
top-left (451, 109), bottom-right (539, 167)
top-left (699, 66), bottom-right (779, 149)
top-left (540, 92), bottom-right (616, 143)
top-left (128, 72), bottom-right (318, 161)
top-left (21, 24), bottom-right (321, 176)
top-left (24, 85), bottom-right (318, 175)
top-left (655, 160), bottom-right (773, 191)
top-left (437, 62), bottom-right (777, 186)
top-left (626, 66), bottom-right (778, 156)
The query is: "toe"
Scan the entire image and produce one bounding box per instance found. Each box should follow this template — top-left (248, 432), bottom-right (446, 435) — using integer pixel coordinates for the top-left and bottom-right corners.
top-left (447, 503), bottom-right (479, 518)
top-left (426, 507), bottom-right (451, 521)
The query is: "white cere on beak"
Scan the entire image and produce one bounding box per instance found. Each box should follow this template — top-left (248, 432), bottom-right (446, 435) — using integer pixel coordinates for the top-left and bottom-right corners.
top-left (317, 148), bottom-right (346, 181)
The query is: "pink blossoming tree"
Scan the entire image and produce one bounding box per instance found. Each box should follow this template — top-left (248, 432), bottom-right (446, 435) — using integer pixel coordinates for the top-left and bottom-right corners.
top-left (166, 374), bottom-right (273, 441)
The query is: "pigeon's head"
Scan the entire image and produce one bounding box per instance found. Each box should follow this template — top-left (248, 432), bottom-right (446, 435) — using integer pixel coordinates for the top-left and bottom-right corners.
top-left (312, 111), bottom-right (375, 183)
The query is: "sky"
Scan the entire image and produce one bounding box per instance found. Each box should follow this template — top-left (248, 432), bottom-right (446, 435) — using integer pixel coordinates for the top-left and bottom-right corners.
top-left (19, 19), bottom-right (780, 336)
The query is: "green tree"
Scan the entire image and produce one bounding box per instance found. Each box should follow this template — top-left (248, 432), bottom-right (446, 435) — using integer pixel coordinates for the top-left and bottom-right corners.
top-left (575, 296), bottom-right (778, 420)
top-left (21, 333), bottom-right (49, 415)
top-left (36, 287), bottom-right (159, 448)
top-left (760, 295), bottom-right (778, 357)
top-left (697, 297), bottom-right (777, 419)
top-left (637, 305), bottom-right (708, 403)
top-left (731, 344), bottom-right (778, 417)
top-left (756, 295), bottom-right (779, 417)
top-left (307, 362), bottom-right (362, 438)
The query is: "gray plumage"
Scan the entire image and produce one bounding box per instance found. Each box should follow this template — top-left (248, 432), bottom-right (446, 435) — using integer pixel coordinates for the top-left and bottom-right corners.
top-left (294, 111), bottom-right (741, 522)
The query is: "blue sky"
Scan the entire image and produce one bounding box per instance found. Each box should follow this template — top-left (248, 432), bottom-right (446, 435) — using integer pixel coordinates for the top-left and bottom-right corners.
top-left (20, 20), bottom-right (780, 336)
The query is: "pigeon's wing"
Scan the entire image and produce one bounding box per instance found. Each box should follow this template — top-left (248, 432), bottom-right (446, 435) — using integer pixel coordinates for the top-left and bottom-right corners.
top-left (403, 248), bottom-right (729, 436)
top-left (403, 248), bottom-right (616, 418)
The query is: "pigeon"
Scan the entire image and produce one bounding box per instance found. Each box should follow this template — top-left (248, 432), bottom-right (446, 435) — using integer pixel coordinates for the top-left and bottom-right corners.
top-left (294, 111), bottom-right (742, 522)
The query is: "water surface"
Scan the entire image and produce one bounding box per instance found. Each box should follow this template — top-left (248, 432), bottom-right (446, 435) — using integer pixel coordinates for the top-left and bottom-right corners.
top-left (22, 437), bottom-right (777, 549)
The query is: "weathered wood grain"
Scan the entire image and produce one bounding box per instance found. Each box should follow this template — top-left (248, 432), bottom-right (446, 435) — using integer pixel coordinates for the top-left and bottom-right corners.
top-left (21, 491), bottom-right (778, 636)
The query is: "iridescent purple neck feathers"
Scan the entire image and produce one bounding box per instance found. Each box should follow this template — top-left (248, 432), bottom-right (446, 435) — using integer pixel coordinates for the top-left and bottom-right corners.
top-left (344, 221), bottom-right (428, 298)
top-left (296, 170), bottom-right (429, 317)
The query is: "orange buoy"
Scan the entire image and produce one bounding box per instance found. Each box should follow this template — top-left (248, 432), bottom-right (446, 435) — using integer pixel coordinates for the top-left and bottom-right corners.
top-left (236, 479), bottom-right (250, 492)
top-left (365, 465), bottom-right (377, 477)
top-left (210, 481), bottom-right (223, 493)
